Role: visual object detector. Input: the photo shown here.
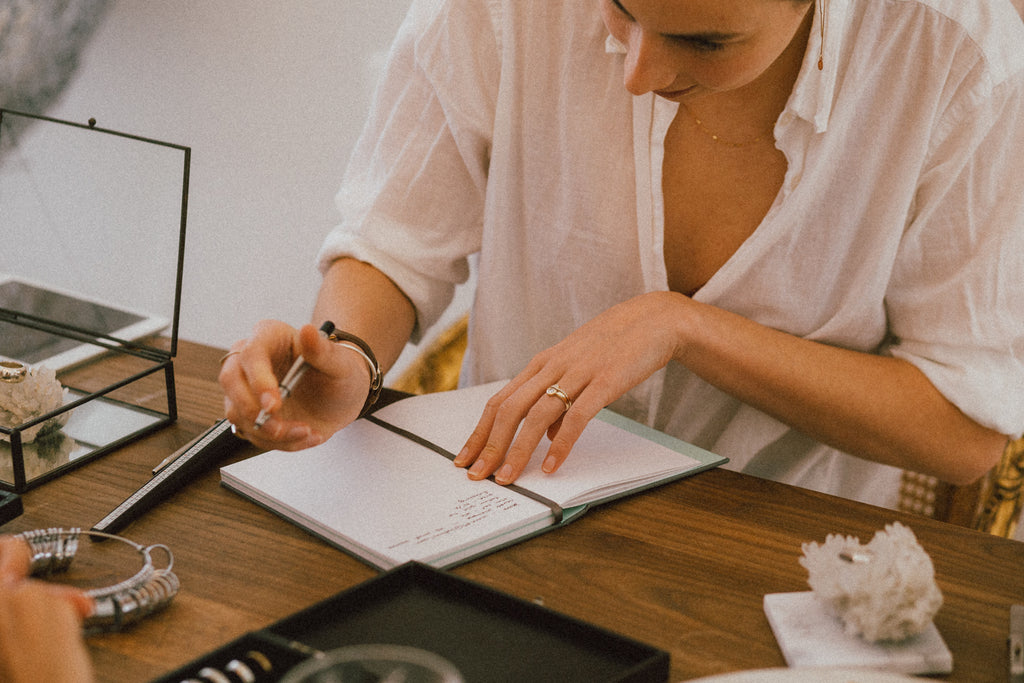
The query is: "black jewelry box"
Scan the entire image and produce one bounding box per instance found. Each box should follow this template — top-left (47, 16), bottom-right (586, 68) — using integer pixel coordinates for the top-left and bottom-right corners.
top-left (0, 109), bottom-right (190, 491)
top-left (152, 562), bottom-right (670, 682)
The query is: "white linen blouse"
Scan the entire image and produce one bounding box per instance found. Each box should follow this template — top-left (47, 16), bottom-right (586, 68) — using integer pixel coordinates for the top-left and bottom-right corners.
top-left (319, 0), bottom-right (1024, 507)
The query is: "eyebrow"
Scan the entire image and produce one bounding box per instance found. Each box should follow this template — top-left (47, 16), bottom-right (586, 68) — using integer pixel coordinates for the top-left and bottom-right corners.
top-left (611, 0), bottom-right (745, 43)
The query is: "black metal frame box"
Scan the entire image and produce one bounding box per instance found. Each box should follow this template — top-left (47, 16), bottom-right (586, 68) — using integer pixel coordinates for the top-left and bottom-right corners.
top-left (0, 109), bottom-right (190, 492)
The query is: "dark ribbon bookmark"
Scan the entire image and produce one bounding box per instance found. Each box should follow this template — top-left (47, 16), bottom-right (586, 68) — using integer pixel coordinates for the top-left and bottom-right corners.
top-left (364, 415), bottom-right (565, 521)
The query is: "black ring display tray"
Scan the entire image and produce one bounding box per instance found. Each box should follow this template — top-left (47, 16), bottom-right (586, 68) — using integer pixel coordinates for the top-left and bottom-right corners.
top-left (153, 561), bottom-right (669, 682)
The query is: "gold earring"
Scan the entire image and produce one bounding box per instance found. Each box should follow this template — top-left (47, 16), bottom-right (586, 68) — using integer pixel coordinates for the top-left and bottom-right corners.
top-left (817, 0), bottom-right (828, 71)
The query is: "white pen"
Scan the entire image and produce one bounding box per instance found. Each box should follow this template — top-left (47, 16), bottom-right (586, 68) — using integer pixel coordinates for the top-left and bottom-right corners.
top-left (254, 320), bottom-right (335, 429)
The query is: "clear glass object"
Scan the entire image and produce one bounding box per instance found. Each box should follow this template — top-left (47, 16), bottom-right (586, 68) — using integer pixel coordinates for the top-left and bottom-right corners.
top-left (0, 109), bottom-right (189, 491)
top-left (280, 645), bottom-right (464, 683)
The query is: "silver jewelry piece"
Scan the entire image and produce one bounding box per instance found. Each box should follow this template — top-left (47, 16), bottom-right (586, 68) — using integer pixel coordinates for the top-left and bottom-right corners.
top-left (16, 527), bottom-right (179, 634)
top-left (198, 667), bottom-right (233, 683)
top-left (218, 350), bottom-right (242, 366)
top-left (545, 384), bottom-right (573, 413)
top-left (226, 659), bottom-right (257, 683)
top-left (0, 360), bottom-right (27, 384)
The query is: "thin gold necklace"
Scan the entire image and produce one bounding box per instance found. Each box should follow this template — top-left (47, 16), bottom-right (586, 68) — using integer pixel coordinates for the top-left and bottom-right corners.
top-left (680, 102), bottom-right (774, 149)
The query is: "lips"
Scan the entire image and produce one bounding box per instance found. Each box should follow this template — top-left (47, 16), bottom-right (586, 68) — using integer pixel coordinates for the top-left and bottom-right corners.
top-left (654, 85), bottom-right (697, 99)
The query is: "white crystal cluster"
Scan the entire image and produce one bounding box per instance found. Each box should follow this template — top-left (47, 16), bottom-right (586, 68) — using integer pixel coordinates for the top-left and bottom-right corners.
top-left (0, 364), bottom-right (70, 442)
top-left (799, 522), bottom-right (943, 642)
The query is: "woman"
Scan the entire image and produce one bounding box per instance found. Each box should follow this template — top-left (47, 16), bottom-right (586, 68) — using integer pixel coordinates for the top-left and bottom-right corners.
top-left (221, 0), bottom-right (1024, 509)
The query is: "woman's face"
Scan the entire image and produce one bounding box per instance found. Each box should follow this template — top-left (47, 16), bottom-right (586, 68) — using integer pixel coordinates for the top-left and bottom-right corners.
top-left (601, 0), bottom-right (814, 100)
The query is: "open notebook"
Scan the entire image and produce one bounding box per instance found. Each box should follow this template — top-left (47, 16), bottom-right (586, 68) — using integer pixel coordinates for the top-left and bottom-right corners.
top-left (221, 381), bottom-right (727, 570)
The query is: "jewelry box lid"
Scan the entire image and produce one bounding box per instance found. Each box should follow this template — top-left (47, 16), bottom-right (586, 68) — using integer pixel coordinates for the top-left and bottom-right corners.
top-left (0, 108), bottom-right (189, 369)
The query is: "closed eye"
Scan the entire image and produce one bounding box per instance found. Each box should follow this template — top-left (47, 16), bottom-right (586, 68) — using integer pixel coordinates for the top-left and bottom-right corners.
top-left (609, 1), bottom-right (740, 54)
top-left (676, 36), bottom-right (728, 53)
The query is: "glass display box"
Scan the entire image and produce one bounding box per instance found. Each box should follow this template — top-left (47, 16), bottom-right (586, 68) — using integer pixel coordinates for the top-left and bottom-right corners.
top-left (0, 109), bottom-right (190, 491)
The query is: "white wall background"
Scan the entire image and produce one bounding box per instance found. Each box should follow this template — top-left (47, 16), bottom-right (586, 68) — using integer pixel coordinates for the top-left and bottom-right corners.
top-left (43, 0), bottom-right (469, 374)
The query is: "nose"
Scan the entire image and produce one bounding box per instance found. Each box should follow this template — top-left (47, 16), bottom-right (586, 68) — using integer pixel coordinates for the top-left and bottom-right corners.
top-left (622, 28), bottom-right (677, 96)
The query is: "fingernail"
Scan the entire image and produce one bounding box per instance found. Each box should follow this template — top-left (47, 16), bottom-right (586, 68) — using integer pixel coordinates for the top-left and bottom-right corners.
top-left (468, 460), bottom-right (487, 477)
top-left (542, 455), bottom-right (558, 473)
top-left (75, 594), bottom-right (97, 619)
top-left (260, 392), bottom-right (276, 410)
top-left (285, 425), bottom-right (309, 441)
top-left (496, 464), bottom-right (513, 483)
top-left (453, 448), bottom-right (469, 467)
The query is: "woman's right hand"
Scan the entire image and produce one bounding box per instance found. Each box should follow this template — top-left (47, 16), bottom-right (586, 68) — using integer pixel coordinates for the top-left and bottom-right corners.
top-left (0, 536), bottom-right (95, 683)
top-left (219, 319), bottom-right (374, 451)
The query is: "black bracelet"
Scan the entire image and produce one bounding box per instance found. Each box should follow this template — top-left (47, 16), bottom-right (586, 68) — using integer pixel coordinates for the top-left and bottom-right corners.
top-left (326, 328), bottom-right (383, 417)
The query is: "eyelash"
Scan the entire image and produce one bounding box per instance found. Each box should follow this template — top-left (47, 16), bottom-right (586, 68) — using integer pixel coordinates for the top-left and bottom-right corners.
top-left (610, 0), bottom-right (630, 17)
top-left (680, 37), bottom-right (726, 53)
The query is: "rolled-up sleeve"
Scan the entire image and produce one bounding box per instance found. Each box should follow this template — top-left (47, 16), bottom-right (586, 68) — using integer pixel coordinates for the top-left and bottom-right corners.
top-left (318, 0), bottom-right (498, 341)
top-left (885, 68), bottom-right (1024, 437)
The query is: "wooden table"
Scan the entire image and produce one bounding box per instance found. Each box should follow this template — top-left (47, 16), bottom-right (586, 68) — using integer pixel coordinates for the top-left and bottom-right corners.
top-left (5, 341), bottom-right (1022, 682)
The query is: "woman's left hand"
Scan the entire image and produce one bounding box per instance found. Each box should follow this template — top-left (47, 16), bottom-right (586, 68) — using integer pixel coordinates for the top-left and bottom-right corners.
top-left (454, 291), bottom-right (688, 484)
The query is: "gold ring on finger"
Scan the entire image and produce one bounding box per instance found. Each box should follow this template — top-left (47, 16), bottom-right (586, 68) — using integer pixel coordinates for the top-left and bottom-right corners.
top-left (545, 384), bottom-right (573, 413)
